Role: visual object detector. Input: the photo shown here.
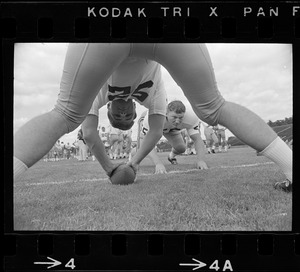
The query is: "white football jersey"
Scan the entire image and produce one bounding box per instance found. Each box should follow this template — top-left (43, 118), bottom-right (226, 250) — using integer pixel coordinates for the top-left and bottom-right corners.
top-left (123, 129), bottom-right (132, 138)
top-left (89, 58), bottom-right (167, 117)
top-left (108, 126), bottom-right (122, 135)
top-left (142, 107), bottom-right (201, 136)
top-left (99, 126), bottom-right (108, 141)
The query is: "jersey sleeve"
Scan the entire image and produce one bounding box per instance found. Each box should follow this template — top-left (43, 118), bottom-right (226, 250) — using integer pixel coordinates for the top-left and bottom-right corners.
top-left (88, 87), bottom-right (108, 116)
top-left (185, 110), bottom-right (201, 136)
top-left (88, 96), bottom-right (100, 116)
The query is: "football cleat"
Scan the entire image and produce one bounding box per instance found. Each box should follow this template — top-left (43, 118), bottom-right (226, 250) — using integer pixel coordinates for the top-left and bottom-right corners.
top-left (274, 179), bottom-right (292, 193)
top-left (168, 155), bottom-right (178, 165)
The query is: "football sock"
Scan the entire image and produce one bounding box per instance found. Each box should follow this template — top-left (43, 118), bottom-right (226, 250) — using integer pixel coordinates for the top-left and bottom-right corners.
top-left (14, 156), bottom-right (28, 180)
top-left (169, 150), bottom-right (176, 158)
top-left (260, 136), bottom-right (292, 182)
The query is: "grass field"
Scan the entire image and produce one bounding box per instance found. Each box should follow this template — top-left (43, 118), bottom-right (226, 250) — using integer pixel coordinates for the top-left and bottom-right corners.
top-left (14, 146), bottom-right (292, 231)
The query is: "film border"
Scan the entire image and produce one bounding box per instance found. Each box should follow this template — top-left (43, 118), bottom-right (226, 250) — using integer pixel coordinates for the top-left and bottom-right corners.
top-left (2, 1), bottom-right (300, 271)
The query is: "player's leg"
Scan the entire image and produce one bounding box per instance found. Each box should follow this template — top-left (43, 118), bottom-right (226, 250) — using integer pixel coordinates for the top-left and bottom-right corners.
top-left (116, 140), bottom-right (121, 159)
top-left (14, 43), bottom-right (130, 180)
top-left (84, 144), bottom-right (89, 160)
top-left (148, 43), bottom-right (292, 188)
top-left (118, 136), bottom-right (124, 158)
top-left (212, 132), bottom-right (218, 153)
top-left (107, 136), bottom-right (114, 159)
top-left (206, 139), bottom-right (212, 153)
top-left (204, 129), bottom-right (213, 153)
top-left (125, 137), bottom-right (132, 159)
top-left (218, 102), bottom-right (292, 184)
top-left (78, 145), bottom-right (82, 161)
top-left (14, 111), bottom-right (68, 178)
top-left (109, 136), bottom-right (117, 159)
top-left (218, 105), bottom-right (291, 190)
top-left (164, 133), bottom-right (186, 164)
top-left (217, 133), bottom-right (222, 152)
top-left (221, 131), bottom-right (228, 151)
top-left (108, 145), bottom-right (113, 160)
top-left (112, 136), bottom-right (121, 160)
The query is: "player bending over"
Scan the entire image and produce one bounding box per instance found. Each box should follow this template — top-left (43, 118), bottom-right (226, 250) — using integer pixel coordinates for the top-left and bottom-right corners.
top-left (141, 100), bottom-right (208, 174)
top-left (80, 58), bottom-right (167, 178)
top-left (14, 43), bottom-right (292, 192)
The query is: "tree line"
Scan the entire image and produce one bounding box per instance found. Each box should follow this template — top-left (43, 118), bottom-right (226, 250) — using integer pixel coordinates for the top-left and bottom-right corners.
top-left (267, 117), bottom-right (292, 127)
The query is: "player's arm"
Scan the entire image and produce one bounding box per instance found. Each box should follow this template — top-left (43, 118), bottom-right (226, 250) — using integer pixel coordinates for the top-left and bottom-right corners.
top-left (129, 114), bottom-right (165, 171)
top-left (82, 114), bottom-right (116, 176)
top-left (190, 133), bottom-right (208, 170)
top-left (145, 144), bottom-right (167, 174)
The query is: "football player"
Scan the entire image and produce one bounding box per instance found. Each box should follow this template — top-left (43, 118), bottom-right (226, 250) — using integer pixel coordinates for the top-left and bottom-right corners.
top-left (141, 100), bottom-right (208, 174)
top-left (80, 58), bottom-right (167, 177)
top-left (107, 125), bottom-right (123, 160)
top-left (14, 43), bottom-right (292, 192)
top-left (204, 125), bottom-right (219, 154)
top-left (214, 124), bottom-right (228, 152)
top-left (122, 129), bottom-right (133, 159)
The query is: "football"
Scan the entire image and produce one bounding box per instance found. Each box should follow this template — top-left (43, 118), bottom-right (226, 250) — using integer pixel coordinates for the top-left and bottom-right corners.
top-left (110, 164), bottom-right (136, 185)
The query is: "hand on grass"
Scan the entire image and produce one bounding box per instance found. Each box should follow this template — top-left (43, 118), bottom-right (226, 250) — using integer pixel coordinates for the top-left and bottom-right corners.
top-left (126, 161), bottom-right (139, 175)
top-left (155, 164), bottom-right (167, 174)
top-left (196, 160), bottom-right (208, 170)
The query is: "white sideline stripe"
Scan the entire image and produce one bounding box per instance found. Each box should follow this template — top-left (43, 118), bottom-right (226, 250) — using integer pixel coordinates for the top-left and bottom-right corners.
top-left (276, 125), bottom-right (292, 135)
top-left (15, 162), bottom-right (275, 187)
top-left (15, 177), bottom-right (109, 187)
top-left (137, 162), bottom-right (275, 176)
top-left (166, 161), bottom-right (275, 175)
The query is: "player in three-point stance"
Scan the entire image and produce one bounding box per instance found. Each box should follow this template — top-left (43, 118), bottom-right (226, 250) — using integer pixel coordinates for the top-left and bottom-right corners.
top-left (141, 100), bottom-right (208, 174)
top-left (14, 43), bottom-right (292, 192)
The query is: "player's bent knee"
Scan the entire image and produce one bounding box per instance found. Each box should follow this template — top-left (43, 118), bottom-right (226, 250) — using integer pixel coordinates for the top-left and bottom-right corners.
top-left (46, 109), bottom-right (71, 135)
top-left (174, 145), bottom-right (186, 154)
top-left (52, 107), bottom-right (85, 133)
top-left (193, 94), bottom-right (226, 126)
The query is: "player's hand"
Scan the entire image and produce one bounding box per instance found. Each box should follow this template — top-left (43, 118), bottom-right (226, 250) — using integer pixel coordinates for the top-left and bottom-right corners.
top-left (126, 161), bottom-right (139, 175)
top-left (155, 164), bottom-right (167, 174)
top-left (106, 162), bottom-right (126, 178)
top-left (196, 160), bottom-right (208, 170)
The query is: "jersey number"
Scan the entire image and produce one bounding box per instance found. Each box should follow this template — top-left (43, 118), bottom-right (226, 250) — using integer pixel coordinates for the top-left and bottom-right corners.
top-left (108, 80), bottom-right (153, 102)
top-left (141, 126), bottom-right (149, 136)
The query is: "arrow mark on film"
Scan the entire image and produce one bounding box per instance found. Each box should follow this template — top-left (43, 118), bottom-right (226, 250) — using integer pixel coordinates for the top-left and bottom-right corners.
top-left (34, 256), bottom-right (61, 269)
top-left (179, 258), bottom-right (207, 270)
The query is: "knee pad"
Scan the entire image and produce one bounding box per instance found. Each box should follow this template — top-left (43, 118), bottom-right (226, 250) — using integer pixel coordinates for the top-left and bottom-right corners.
top-left (192, 94), bottom-right (226, 126)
